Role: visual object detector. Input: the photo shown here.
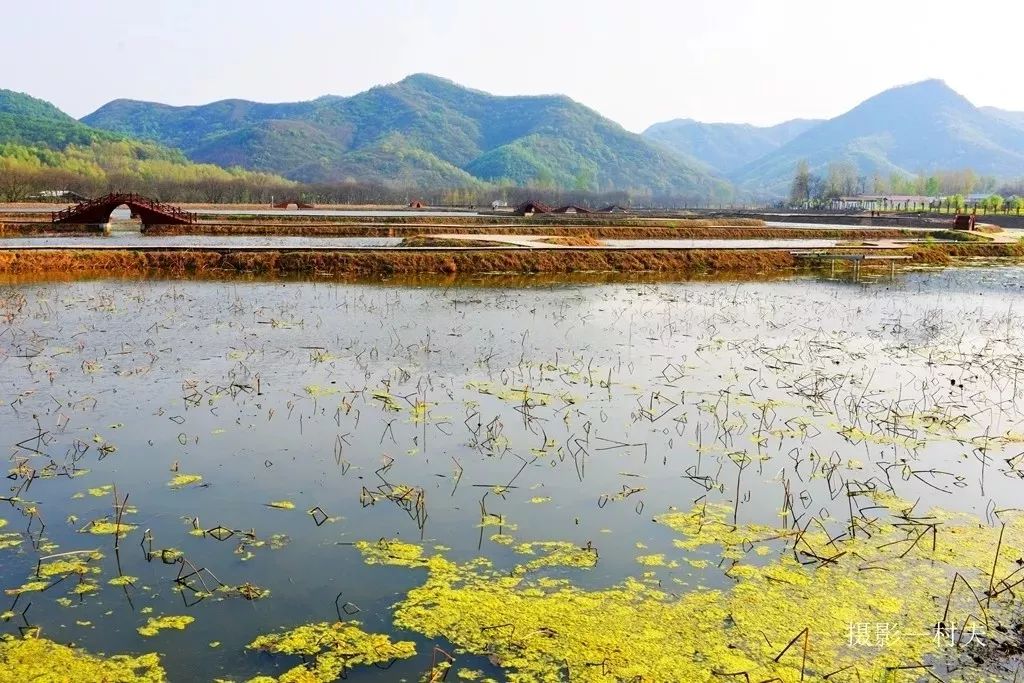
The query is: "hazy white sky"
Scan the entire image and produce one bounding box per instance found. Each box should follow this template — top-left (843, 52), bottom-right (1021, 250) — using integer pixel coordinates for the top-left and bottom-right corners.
top-left (8, 0), bottom-right (1024, 132)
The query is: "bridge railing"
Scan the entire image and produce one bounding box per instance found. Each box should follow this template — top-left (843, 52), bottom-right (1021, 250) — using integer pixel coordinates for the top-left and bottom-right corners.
top-left (52, 193), bottom-right (196, 224)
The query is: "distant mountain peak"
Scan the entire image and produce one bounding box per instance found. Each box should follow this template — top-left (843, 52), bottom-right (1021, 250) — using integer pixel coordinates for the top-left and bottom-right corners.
top-left (81, 76), bottom-right (725, 197)
top-left (862, 78), bottom-right (971, 110)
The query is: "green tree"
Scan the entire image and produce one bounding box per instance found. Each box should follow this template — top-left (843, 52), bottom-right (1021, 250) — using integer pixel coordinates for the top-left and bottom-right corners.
top-left (924, 176), bottom-right (940, 196)
top-left (949, 194), bottom-right (965, 212)
top-left (789, 160), bottom-right (811, 207)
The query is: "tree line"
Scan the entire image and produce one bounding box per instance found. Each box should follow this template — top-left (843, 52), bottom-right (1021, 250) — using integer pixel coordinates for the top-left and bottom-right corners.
top-left (0, 140), bottom-right (706, 209)
top-left (787, 160), bottom-right (1016, 205)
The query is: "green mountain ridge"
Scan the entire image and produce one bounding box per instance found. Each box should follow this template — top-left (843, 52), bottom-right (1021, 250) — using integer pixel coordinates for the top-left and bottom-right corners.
top-left (0, 88), bottom-right (123, 149)
top-left (0, 89), bottom-right (295, 202)
top-left (642, 118), bottom-right (822, 175)
top-left (729, 80), bottom-right (1024, 196)
top-left (82, 74), bottom-right (729, 198)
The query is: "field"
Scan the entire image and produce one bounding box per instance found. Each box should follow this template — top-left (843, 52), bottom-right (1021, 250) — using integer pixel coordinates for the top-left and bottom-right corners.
top-left (2, 265), bottom-right (1024, 681)
top-left (2, 205), bottom-right (1024, 681)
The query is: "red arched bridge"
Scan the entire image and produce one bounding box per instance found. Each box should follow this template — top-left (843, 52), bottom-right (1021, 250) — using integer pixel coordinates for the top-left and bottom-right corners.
top-left (52, 193), bottom-right (197, 227)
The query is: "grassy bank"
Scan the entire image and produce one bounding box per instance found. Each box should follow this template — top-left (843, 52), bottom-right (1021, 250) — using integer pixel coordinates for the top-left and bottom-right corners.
top-left (0, 247), bottom-right (797, 276)
top-left (1, 242), bottom-right (1021, 277)
top-left (0, 222), bottom-right (106, 236)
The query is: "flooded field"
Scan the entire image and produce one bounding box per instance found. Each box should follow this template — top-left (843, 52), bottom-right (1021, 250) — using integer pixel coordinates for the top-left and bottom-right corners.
top-left (3, 266), bottom-right (1024, 681)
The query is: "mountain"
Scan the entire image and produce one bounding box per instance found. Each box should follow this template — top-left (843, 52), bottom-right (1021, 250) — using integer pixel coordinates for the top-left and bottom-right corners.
top-left (0, 89), bottom-right (119, 148)
top-left (82, 74), bottom-right (728, 198)
top-left (981, 106), bottom-right (1024, 130)
top-left (642, 118), bottom-right (821, 174)
top-left (732, 80), bottom-right (1024, 195)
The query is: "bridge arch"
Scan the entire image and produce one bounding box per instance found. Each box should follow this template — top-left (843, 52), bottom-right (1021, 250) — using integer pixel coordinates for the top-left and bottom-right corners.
top-left (52, 193), bottom-right (196, 228)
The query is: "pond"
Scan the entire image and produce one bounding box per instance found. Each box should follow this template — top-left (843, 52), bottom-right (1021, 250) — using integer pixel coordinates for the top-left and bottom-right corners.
top-left (2, 266), bottom-right (1024, 681)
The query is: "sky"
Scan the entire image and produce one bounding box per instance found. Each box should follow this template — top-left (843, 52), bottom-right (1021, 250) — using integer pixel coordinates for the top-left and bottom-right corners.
top-left (8, 0), bottom-right (1024, 132)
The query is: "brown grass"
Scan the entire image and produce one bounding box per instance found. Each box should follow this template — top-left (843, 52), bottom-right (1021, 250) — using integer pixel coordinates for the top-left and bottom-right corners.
top-left (2, 242), bottom-right (1020, 278)
top-left (0, 248), bottom-right (795, 276)
top-left (398, 236), bottom-right (510, 248)
top-left (0, 223), bottom-right (104, 236)
top-left (903, 242), bottom-right (1024, 264)
top-left (539, 235), bottom-right (603, 247)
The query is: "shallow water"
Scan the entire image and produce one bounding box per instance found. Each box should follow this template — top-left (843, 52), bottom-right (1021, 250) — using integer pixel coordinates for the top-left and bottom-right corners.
top-left (2, 266), bottom-right (1024, 679)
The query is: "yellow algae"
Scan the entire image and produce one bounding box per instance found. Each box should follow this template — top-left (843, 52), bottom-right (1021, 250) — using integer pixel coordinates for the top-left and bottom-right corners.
top-left (84, 519), bottom-right (136, 537)
top-left (477, 515), bottom-right (517, 531)
top-left (86, 484), bottom-right (114, 497)
top-left (37, 555), bottom-right (102, 577)
top-left (527, 496), bottom-right (551, 504)
top-left (4, 581), bottom-right (49, 596)
top-left (0, 519), bottom-right (5, 529)
top-left (0, 635), bottom-right (165, 682)
top-left (657, 502), bottom-right (790, 553)
top-left (137, 615), bottom-right (195, 637)
top-left (0, 533), bottom-right (23, 550)
top-left (167, 473), bottom-right (203, 488)
top-left (108, 575), bottom-right (138, 586)
top-left (266, 500), bottom-right (296, 510)
top-left (635, 553), bottom-right (679, 568)
top-left (304, 384), bottom-right (338, 398)
top-left (354, 538), bottom-right (428, 567)
top-left (409, 400), bottom-right (434, 423)
top-left (247, 621), bottom-right (416, 681)
top-left (512, 541), bottom-right (598, 572)
top-left (351, 502), bottom-right (1024, 682)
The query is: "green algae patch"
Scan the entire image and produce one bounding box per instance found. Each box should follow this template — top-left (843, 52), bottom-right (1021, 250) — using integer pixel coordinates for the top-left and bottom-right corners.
top-left (0, 634), bottom-right (165, 682)
top-left (137, 615), bottom-right (195, 637)
top-left (247, 621), bottom-right (416, 681)
top-left (353, 503), bottom-right (1024, 681)
top-left (266, 500), bottom-right (296, 510)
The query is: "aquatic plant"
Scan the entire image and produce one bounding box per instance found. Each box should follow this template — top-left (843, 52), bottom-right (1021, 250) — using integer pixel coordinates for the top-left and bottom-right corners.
top-left (137, 615), bottom-right (195, 637)
top-left (0, 635), bottom-right (165, 681)
top-left (247, 621), bottom-right (416, 681)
